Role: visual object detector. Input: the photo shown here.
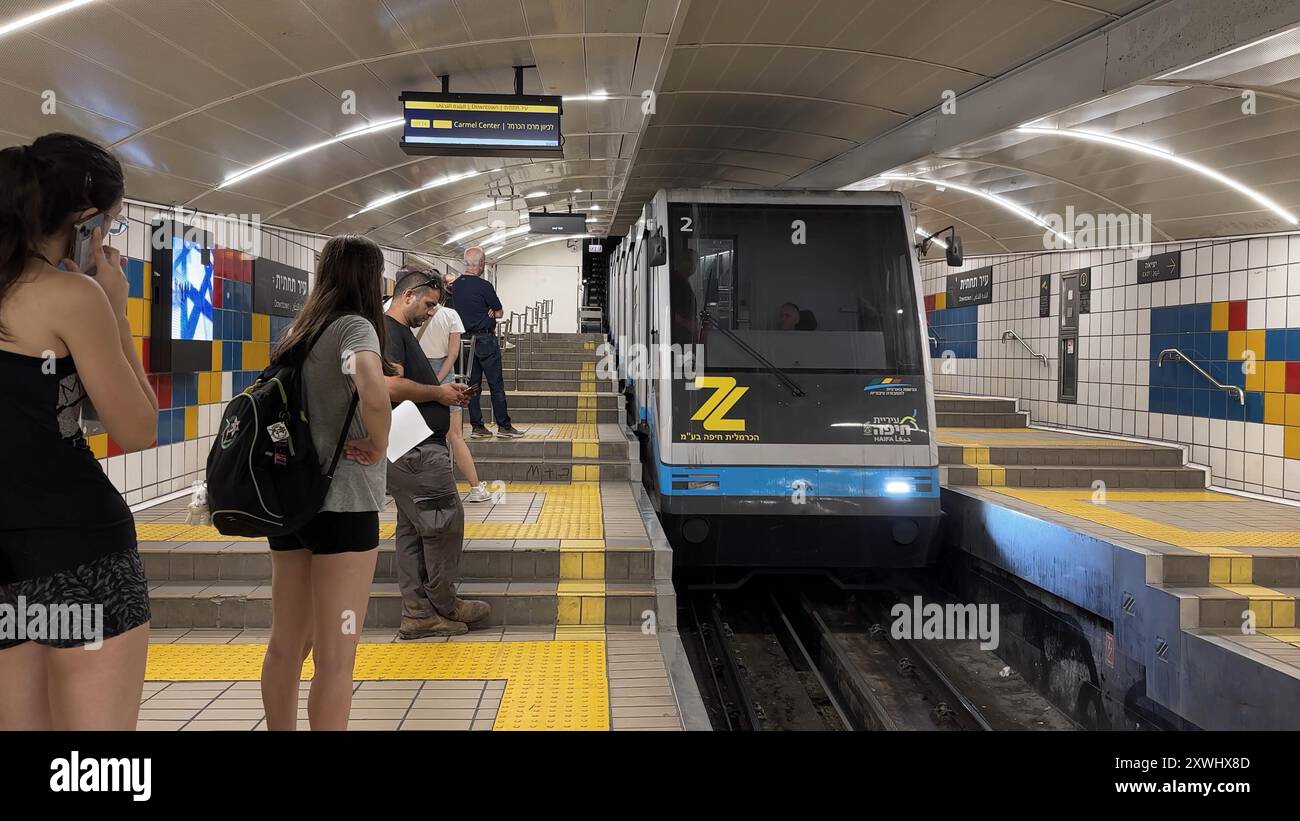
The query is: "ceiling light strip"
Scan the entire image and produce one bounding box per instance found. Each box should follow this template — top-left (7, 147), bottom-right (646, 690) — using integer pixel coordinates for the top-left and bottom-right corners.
top-left (219, 118), bottom-right (404, 189)
top-left (880, 174), bottom-right (1073, 244)
top-left (0, 0), bottom-right (97, 39)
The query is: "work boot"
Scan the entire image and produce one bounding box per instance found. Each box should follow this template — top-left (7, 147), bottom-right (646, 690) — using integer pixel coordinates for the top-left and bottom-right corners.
top-left (444, 599), bottom-right (491, 625)
top-left (398, 612), bottom-right (467, 639)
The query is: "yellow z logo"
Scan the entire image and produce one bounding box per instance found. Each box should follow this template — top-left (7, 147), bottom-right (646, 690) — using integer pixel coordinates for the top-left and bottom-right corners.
top-left (691, 376), bottom-right (748, 431)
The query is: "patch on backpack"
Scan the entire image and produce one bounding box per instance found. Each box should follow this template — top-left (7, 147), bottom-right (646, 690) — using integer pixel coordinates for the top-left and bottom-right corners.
top-left (219, 417), bottom-right (242, 449)
top-left (266, 421), bottom-right (290, 443)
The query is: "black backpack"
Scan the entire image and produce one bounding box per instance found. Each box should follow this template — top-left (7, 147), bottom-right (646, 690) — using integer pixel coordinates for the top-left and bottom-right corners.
top-left (206, 315), bottom-right (359, 537)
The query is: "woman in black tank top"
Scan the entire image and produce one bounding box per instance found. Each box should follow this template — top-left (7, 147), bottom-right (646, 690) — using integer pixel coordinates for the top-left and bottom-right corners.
top-left (0, 135), bottom-right (160, 730)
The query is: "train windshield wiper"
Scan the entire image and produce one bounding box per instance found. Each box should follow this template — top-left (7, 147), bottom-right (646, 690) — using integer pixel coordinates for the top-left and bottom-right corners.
top-left (699, 309), bottom-right (806, 398)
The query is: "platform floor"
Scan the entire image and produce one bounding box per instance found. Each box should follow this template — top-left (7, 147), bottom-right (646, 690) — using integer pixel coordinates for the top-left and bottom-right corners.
top-left (138, 627), bottom-right (683, 731)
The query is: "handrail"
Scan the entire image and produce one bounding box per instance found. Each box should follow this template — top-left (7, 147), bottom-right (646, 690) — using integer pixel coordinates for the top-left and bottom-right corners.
top-left (1158, 349), bottom-right (1245, 405)
top-left (1000, 329), bottom-right (1048, 367)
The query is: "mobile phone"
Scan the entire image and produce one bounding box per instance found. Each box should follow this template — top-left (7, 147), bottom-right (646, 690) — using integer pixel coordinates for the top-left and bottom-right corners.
top-left (71, 213), bottom-right (106, 275)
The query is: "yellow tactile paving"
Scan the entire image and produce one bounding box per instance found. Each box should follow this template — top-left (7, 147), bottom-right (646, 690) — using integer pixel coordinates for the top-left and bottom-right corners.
top-left (137, 481), bottom-right (606, 542)
top-left (956, 444), bottom-right (1005, 486)
top-left (143, 641), bottom-right (609, 730)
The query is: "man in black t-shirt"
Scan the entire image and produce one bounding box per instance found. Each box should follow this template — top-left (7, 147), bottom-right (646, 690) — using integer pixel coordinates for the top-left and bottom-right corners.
top-left (381, 270), bottom-right (490, 638)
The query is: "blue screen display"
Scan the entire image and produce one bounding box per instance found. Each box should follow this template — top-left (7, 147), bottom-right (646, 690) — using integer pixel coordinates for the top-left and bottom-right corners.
top-left (171, 236), bottom-right (213, 341)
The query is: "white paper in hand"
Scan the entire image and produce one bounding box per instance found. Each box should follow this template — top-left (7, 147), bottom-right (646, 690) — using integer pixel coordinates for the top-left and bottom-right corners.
top-left (387, 400), bottom-right (433, 463)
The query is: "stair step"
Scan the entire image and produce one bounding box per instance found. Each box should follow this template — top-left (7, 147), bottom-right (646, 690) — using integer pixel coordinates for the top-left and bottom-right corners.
top-left (1162, 585), bottom-right (1300, 629)
top-left (943, 464), bottom-right (1207, 488)
top-left (464, 457), bottom-right (632, 482)
top-left (479, 407), bottom-right (622, 423)
top-left (936, 411), bottom-right (1028, 428)
top-left (938, 443), bottom-right (1186, 467)
top-left (465, 439), bottom-right (628, 460)
top-left (935, 396), bottom-right (1019, 414)
top-left (146, 582), bottom-right (659, 628)
top-left (1163, 555), bottom-right (1300, 587)
top-left (472, 391), bottom-right (621, 410)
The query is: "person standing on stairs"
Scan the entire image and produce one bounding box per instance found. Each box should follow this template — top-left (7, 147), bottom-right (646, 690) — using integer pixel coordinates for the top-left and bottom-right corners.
top-left (378, 270), bottom-right (491, 638)
top-left (410, 267), bottom-right (493, 504)
top-left (452, 246), bottom-right (525, 440)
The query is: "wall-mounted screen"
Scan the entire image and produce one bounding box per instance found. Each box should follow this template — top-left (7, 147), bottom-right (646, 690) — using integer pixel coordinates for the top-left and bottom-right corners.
top-left (171, 232), bottom-right (213, 341)
top-left (399, 91), bottom-right (563, 158)
top-left (529, 212), bottom-right (586, 235)
top-left (150, 220), bottom-right (214, 374)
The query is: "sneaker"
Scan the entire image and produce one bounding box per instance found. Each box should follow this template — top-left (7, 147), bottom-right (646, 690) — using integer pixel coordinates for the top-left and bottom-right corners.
top-left (398, 613), bottom-right (467, 639)
top-left (464, 482), bottom-right (493, 503)
top-left (444, 599), bottom-right (491, 625)
top-left (470, 425), bottom-right (493, 439)
top-left (495, 425), bottom-right (526, 438)
top-left (503, 340), bottom-right (516, 350)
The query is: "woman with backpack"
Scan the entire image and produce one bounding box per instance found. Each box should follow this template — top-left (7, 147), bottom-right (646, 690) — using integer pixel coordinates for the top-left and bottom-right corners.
top-left (259, 234), bottom-right (393, 730)
top-left (0, 134), bottom-right (159, 729)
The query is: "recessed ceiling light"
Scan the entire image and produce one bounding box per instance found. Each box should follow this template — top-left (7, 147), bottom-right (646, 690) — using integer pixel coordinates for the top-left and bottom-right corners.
top-left (1017, 126), bottom-right (1298, 225)
top-left (881, 174), bottom-right (1072, 244)
top-left (221, 118), bottom-right (403, 188)
top-left (0, 0), bottom-right (98, 40)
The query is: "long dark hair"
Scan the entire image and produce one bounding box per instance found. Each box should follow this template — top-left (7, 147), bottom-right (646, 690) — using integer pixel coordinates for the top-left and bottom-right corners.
top-left (271, 234), bottom-right (396, 375)
top-left (0, 133), bottom-right (125, 339)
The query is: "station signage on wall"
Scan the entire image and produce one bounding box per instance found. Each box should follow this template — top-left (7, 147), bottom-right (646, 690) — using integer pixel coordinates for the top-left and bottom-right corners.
top-left (1039, 274), bottom-right (1051, 318)
top-left (946, 265), bottom-right (993, 308)
top-left (1076, 267), bottom-right (1091, 314)
top-left (399, 91), bottom-right (563, 158)
top-left (253, 258), bottom-right (309, 317)
top-left (1137, 250), bottom-right (1180, 284)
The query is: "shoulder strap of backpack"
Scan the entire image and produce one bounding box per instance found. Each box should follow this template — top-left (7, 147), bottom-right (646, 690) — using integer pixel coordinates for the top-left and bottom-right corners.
top-left (324, 388), bottom-right (360, 479)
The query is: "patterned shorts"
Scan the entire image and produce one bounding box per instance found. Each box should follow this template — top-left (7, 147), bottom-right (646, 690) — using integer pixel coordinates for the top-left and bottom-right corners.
top-left (0, 549), bottom-right (151, 650)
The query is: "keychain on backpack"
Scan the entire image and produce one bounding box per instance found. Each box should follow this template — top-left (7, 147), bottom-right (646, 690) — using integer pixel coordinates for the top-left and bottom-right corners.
top-left (184, 480), bottom-right (211, 525)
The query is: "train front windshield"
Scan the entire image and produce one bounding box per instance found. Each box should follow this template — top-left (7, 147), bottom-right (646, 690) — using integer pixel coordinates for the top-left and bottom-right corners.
top-left (665, 200), bottom-right (929, 448)
top-left (666, 202), bottom-right (923, 374)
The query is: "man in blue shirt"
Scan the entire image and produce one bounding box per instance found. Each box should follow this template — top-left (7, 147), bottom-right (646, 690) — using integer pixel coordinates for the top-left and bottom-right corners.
top-left (451, 247), bottom-right (524, 438)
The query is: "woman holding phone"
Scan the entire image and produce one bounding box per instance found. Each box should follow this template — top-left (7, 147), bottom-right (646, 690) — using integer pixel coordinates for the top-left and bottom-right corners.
top-left (0, 134), bottom-right (159, 729)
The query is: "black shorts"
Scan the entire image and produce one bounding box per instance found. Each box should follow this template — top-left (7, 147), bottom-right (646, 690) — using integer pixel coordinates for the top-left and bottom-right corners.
top-left (268, 511), bottom-right (379, 554)
top-left (0, 549), bottom-right (151, 650)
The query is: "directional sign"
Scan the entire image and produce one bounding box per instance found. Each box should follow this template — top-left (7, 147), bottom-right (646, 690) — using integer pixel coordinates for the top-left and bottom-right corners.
top-left (1137, 250), bottom-right (1180, 284)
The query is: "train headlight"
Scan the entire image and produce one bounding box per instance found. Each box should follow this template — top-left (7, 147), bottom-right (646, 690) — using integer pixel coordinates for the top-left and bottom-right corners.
top-left (884, 480), bottom-right (913, 495)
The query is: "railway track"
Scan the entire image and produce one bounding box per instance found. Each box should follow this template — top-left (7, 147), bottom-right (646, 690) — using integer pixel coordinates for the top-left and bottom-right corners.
top-left (680, 579), bottom-right (1070, 731)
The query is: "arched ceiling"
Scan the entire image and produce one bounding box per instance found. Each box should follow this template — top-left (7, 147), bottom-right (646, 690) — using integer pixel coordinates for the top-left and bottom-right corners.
top-left (7, 0), bottom-right (1300, 263)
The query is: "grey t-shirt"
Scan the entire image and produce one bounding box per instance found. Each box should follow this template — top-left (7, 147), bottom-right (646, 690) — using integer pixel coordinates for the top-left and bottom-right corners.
top-left (303, 315), bottom-right (386, 512)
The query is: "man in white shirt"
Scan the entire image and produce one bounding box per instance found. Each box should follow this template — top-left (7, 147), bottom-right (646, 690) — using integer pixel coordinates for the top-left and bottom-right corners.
top-left (411, 270), bottom-right (493, 504)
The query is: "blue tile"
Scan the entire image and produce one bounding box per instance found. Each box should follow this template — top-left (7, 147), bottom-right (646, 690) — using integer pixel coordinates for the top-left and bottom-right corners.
top-left (1267, 329), bottom-right (1287, 360)
top-left (1175, 388), bottom-right (1194, 416)
top-left (1193, 388), bottom-right (1210, 418)
top-left (1211, 331), bottom-right (1227, 361)
top-left (1152, 307), bottom-right (1175, 335)
top-left (1192, 332), bottom-right (1212, 360)
top-left (127, 258), bottom-right (144, 299)
top-left (1245, 392), bottom-right (1264, 424)
top-left (1225, 364), bottom-right (1246, 389)
top-left (1208, 390), bottom-right (1227, 420)
top-left (1287, 329), bottom-right (1300, 360)
top-left (1191, 302), bottom-right (1211, 332)
top-left (1225, 395), bottom-right (1245, 421)
top-left (171, 408), bottom-right (185, 442)
top-left (156, 412), bottom-right (171, 446)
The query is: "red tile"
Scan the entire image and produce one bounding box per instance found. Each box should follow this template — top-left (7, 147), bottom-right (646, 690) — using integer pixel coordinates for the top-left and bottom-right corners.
top-left (1229, 300), bottom-right (1248, 331)
top-left (924, 294), bottom-right (936, 312)
top-left (213, 277), bottom-right (223, 308)
top-left (106, 436), bottom-right (124, 457)
top-left (1288, 362), bottom-right (1300, 394)
top-left (242, 257), bottom-right (253, 282)
top-left (156, 373), bottom-right (172, 409)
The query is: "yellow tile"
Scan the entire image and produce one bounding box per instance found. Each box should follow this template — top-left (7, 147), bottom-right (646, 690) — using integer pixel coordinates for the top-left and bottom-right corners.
top-left (1246, 364), bottom-right (1265, 393)
top-left (1246, 330), bottom-right (1266, 361)
top-left (581, 552), bottom-right (604, 580)
top-left (88, 433), bottom-right (108, 459)
top-left (132, 337), bottom-right (144, 361)
top-left (1287, 427), bottom-right (1300, 460)
top-left (1249, 600), bottom-right (1273, 629)
top-left (1230, 557), bottom-right (1253, 584)
top-left (126, 297), bottom-right (144, 337)
top-left (1275, 600), bottom-right (1296, 629)
top-left (559, 552), bottom-right (583, 580)
top-left (252, 313), bottom-right (270, 342)
top-left (1228, 331), bottom-right (1246, 360)
top-left (1208, 556), bottom-right (1231, 584)
top-left (1288, 395), bottom-right (1300, 427)
top-left (184, 406), bottom-right (198, 440)
top-left (935, 291), bottom-right (947, 310)
top-left (141, 300), bottom-right (150, 336)
top-left (212, 343), bottom-right (222, 371)
top-left (1210, 301), bottom-right (1229, 331)
top-left (1266, 360), bottom-right (1287, 393)
top-left (1265, 392), bottom-right (1285, 424)
top-left (581, 597), bottom-right (605, 625)
top-left (142, 261), bottom-right (151, 298)
top-left (557, 596), bottom-right (582, 625)
top-left (198, 372), bottom-right (211, 405)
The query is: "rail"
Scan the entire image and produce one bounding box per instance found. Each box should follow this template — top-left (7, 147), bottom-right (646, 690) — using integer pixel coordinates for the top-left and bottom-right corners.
top-left (1157, 348), bottom-right (1245, 405)
top-left (1000, 329), bottom-right (1048, 367)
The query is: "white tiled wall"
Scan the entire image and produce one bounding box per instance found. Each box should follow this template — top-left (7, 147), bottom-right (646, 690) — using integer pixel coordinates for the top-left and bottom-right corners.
top-left (923, 232), bottom-right (1300, 500)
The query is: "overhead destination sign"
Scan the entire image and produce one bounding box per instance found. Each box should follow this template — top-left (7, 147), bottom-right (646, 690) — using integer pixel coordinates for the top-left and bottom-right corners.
top-left (399, 91), bottom-right (563, 158)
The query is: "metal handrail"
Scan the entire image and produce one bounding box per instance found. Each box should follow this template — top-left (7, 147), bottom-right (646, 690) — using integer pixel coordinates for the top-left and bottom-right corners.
top-left (1000, 330), bottom-right (1048, 367)
top-left (1158, 349), bottom-right (1245, 405)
